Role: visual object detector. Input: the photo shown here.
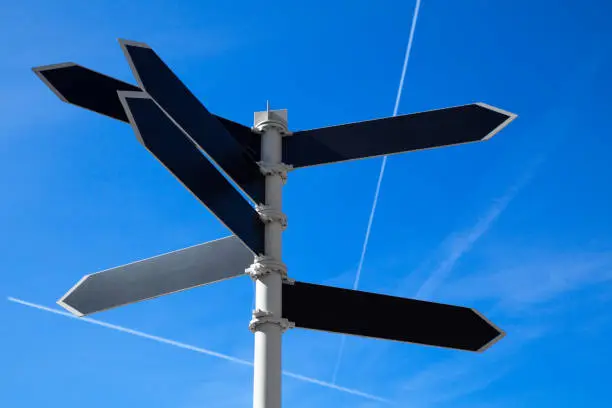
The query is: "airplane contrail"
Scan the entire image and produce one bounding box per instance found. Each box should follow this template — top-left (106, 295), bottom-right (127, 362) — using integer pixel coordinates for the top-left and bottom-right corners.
top-left (7, 296), bottom-right (392, 404)
top-left (332, 0), bottom-right (424, 385)
top-left (414, 157), bottom-right (543, 301)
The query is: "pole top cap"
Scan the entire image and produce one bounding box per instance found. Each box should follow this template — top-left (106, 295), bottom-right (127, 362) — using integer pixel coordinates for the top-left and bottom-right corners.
top-left (254, 107), bottom-right (288, 133)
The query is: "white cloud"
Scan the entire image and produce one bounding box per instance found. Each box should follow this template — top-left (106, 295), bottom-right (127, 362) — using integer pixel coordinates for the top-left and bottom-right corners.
top-left (439, 250), bottom-right (612, 313)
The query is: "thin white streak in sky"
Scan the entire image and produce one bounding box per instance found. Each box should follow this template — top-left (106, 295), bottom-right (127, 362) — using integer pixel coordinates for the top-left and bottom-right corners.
top-left (331, 0), bottom-right (423, 385)
top-left (282, 371), bottom-right (393, 404)
top-left (414, 160), bottom-right (541, 300)
top-left (393, 0), bottom-right (422, 118)
top-left (7, 297), bottom-right (392, 404)
top-left (413, 195), bottom-right (516, 300)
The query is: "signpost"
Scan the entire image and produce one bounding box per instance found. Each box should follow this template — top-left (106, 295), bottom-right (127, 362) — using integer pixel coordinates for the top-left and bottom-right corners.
top-left (33, 38), bottom-right (516, 408)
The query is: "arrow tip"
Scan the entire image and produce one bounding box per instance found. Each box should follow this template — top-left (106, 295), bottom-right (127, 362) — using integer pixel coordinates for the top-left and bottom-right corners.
top-left (118, 38), bottom-right (152, 50)
top-left (31, 62), bottom-right (81, 103)
top-left (56, 298), bottom-right (85, 317)
top-left (475, 102), bottom-right (518, 141)
top-left (56, 274), bottom-right (93, 317)
top-left (116, 90), bottom-right (151, 146)
top-left (471, 308), bottom-right (506, 352)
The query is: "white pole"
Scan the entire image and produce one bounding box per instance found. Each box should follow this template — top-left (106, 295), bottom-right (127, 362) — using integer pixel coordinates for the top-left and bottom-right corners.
top-left (249, 108), bottom-right (291, 408)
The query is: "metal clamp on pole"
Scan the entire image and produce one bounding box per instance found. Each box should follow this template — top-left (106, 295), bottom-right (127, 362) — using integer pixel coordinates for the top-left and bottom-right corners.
top-left (245, 255), bottom-right (288, 281)
top-left (255, 205), bottom-right (288, 230)
top-left (257, 162), bottom-right (293, 182)
top-left (249, 309), bottom-right (295, 333)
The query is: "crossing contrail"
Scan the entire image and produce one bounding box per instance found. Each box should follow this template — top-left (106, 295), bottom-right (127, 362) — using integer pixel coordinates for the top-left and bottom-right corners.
top-left (331, 0), bottom-right (423, 384)
top-left (7, 296), bottom-right (392, 404)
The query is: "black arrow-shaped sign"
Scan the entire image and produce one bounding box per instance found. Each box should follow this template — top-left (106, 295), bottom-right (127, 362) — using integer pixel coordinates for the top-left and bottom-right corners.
top-left (118, 90), bottom-right (265, 255)
top-left (283, 103), bottom-right (516, 168)
top-left (119, 39), bottom-right (266, 204)
top-left (32, 62), bottom-right (260, 157)
top-left (33, 63), bottom-right (262, 194)
top-left (32, 62), bottom-right (261, 151)
top-left (283, 281), bottom-right (504, 352)
top-left (33, 62), bottom-right (141, 122)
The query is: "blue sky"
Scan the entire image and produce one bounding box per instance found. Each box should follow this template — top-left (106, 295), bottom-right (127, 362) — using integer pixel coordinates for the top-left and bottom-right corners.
top-left (2, 0), bottom-right (612, 406)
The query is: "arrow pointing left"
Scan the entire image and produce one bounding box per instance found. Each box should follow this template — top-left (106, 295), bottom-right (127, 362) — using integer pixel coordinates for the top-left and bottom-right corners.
top-left (33, 62), bottom-right (140, 122)
top-left (58, 235), bottom-right (253, 316)
top-left (32, 63), bottom-right (262, 158)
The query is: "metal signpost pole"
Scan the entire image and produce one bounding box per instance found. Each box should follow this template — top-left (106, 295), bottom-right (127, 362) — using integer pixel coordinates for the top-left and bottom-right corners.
top-left (249, 107), bottom-right (292, 408)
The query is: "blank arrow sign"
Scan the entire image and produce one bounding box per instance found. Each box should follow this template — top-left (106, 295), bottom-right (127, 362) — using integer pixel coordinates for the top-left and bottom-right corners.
top-left (58, 235), bottom-right (254, 316)
top-left (284, 103), bottom-right (517, 168)
top-left (32, 63), bottom-right (261, 158)
top-left (119, 39), bottom-right (265, 205)
top-left (32, 63), bottom-right (140, 122)
top-left (118, 91), bottom-right (265, 255)
top-left (283, 281), bottom-right (504, 352)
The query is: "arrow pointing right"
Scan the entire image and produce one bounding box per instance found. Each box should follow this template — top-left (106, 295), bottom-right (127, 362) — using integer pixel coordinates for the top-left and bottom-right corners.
top-left (283, 281), bottom-right (504, 352)
top-left (284, 103), bottom-right (517, 168)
